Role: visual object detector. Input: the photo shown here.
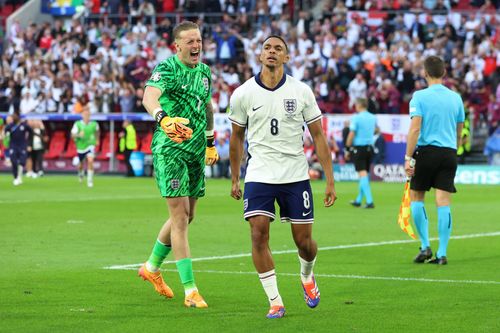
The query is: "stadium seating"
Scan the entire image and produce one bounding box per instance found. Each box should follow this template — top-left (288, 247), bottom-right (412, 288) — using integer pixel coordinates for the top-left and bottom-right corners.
top-left (44, 131), bottom-right (67, 159)
top-left (63, 138), bottom-right (77, 158)
top-left (96, 132), bottom-right (118, 160)
top-left (140, 132), bottom-right (153, 154)
top-left (0, 4), bottom-right (15, 18)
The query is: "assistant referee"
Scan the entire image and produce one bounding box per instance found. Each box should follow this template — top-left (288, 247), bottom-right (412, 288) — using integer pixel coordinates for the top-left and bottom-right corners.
top-left (346, 98), bottom-right (377, 209)
top-left (405, 56), bottom-right (465, 265)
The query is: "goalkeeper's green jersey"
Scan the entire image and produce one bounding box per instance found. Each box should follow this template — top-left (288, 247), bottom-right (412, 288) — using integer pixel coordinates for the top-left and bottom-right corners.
top-left (145, 55), bottom-right (212, 157)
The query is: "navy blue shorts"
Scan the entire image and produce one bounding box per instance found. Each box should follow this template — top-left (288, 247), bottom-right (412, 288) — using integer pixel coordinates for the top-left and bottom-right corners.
top-left (78, 146), bottom-right (96, 162)
top-left (9, 148), bottom-right (28, 166)
top-left (243, 180), bottom-right (314, 224)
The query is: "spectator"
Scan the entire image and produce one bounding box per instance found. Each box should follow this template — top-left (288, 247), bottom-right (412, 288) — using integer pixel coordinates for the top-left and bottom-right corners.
top-left (133, 88), bottom-right (147, 113)
top-left (377, 79), bottom-right (401, 114)
top-left (372, 126), bottom-right (386, 165)
top-left (39, 28), bottom-right (53, 53)
top-left (216, 80), bottom-right (231, 113)
top-left (347, 72), bottom-right (367, 110)
top-left (156, 18), bottom-right (173, 44)
top-left (28, 120), bottom-right (47, 177)
top-left (329, 82), bottom-right (349, 114)
top-left (213, 27), bottom-right (238, 64)
top-left (397, 60), bottom-right (416, 103)
top-left (489, 92), bottom-right (500, 125)
top-left (138, 0), bottom-right (156, 25)
top-left (119, 119), bottom-right (137, 177)
top-left (328, 135), bottom-right (340, 163)
top-left (19, 89), bottom-right (38, 115)
top-left (73, 95), bottom-right (89, 114)
top-left (484, 127), bottom-right (500, 165)
top-left (155, 39), bottom-right (173, 65)
top-left (118, 83), bottom-right (135, 113)
top-left (215, 134), bottom-right (230, 178)
top-left (341, 119), bottom-right (350, 160)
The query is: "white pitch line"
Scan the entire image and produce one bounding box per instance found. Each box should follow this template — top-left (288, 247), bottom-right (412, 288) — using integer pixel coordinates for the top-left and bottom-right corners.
top-left (120, 268), bottom-right (500, 285)
top-left (0, 195), bottom-right (159, 204)
top-left (104, 231), bottom-right (500, 270)
top-left (66, 220), bottom-right (85, 224)
top-left (0, 192), bottom-right (234, 204)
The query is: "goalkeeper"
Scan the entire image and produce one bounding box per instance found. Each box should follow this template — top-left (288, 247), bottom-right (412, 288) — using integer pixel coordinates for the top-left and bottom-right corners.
top-left (138, 21), bottom-right (219, 309)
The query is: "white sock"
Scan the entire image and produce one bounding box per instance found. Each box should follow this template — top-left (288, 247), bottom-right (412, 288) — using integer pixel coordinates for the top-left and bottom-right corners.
top-left (258, 269), bottom-right (283, 307)
top-left (184, 287), bottom-right (198, 297)
top-left (299, 255), bottom-right (316, 284)
top-left (87, 170), bottom-right (94, 183)
top-left (17, 165), bottom-right (23, 181)
top-left (145, 261), bottom-right (159, 273)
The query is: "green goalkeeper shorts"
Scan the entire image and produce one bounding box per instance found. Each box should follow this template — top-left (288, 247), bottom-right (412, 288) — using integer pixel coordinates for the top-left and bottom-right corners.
top-left (153, 150), bottom-right (205, 198)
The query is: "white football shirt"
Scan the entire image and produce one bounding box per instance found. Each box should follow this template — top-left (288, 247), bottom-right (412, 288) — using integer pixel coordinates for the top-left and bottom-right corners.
top-left (229, 74), bottom-right (322, 184)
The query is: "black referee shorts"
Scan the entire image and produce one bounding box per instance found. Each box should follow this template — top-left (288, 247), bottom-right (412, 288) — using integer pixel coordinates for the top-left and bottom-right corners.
top-left (351, 145), bottom-right (373, 172)
top-left (410, 145), bottom-right (458, 193)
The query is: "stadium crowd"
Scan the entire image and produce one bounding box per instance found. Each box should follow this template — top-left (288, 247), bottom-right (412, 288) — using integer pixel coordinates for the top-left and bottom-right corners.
top-left (0, 1), bottom-right (499, 133)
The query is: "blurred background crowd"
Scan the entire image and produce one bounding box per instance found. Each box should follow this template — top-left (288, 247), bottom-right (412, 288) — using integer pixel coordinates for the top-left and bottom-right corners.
top-left (0, 0), bottom-right (499, 170)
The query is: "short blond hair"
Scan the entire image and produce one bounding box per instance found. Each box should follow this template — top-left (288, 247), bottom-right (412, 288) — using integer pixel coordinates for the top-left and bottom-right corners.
top-left (355, 98), bottom-right (368, 109)
top-left (173, 21), bottom-right (200, 40)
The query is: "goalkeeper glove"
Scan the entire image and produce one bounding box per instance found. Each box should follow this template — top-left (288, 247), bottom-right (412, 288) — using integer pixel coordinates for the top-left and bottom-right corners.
top-left (155, 110), bottom-right (193, 143)
top-left (205, 132), bottom-right (219, 166)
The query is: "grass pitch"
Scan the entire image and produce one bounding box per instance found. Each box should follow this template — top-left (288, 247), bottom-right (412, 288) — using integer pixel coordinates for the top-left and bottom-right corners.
top-left (0, 175), bottom-right (499, 332)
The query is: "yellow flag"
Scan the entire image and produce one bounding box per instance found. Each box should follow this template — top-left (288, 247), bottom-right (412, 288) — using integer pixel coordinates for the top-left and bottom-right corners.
top-left (397, 181), bottom-right (417, 239)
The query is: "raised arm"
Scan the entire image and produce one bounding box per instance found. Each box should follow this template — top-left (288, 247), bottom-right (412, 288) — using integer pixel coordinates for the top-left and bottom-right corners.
top-left (142, 85), bottom-right (192, 143)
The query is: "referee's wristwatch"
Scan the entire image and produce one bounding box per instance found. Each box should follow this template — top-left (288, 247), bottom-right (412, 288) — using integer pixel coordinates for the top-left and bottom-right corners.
top-left (405, 155), bottom-right (416, 167)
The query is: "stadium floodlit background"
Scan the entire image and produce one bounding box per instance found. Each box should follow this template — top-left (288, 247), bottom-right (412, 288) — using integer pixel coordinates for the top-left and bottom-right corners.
top-left (1, 0), bottom-right (499, 332)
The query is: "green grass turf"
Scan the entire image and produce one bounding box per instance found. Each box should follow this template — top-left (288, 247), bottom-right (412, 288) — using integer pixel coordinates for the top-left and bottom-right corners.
top-left (0, 175), bottom-right (499, 332)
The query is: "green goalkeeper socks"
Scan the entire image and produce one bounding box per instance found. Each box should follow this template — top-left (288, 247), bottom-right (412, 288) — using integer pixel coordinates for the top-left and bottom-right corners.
top-left (176, 258), bottom-right (196, 293)
top-left (146, 239), bottom-right (171, 272)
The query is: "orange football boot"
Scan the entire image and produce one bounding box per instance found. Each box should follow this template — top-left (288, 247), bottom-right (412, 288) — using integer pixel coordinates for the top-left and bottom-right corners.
top-left (184, 290), bottom-right (208, 308)
top-left (138, 263), bottom-right (174, 298)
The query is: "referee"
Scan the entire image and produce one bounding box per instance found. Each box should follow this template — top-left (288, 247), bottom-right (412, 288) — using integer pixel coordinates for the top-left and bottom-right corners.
top-left (405, 56), bottom-right (465, 265)
top-left (346, 98), bottom-right (377, 209)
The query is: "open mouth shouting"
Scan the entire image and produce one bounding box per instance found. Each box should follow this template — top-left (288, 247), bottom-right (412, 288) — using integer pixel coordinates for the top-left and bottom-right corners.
top-left (190, 50), bottom-right (200, 62)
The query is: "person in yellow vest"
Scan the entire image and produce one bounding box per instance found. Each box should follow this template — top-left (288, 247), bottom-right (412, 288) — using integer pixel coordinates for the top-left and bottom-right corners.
top-left (119, 119), bottom-right (138, 176)
top-left (457, 110), bottom-right (471, 164)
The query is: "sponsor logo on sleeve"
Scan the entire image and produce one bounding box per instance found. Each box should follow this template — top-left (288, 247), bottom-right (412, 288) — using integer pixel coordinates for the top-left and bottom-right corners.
top-left (151, 72), bottom-right (161, 82)
top-left (202, 77), bottom-right (209, 92)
